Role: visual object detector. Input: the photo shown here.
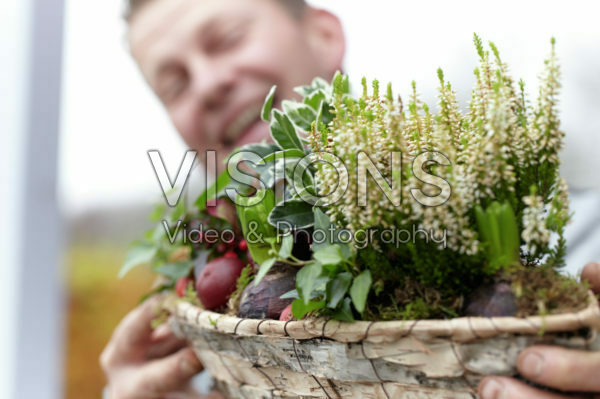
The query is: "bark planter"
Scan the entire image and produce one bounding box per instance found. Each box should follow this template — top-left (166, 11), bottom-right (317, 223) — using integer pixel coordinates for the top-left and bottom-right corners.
top-left (166, 292), bottom-right (600, 399)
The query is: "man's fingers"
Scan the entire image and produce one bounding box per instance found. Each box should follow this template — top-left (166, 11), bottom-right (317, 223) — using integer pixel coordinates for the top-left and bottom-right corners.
top-left (101, 295), bottom-right (166, 369)
top-left (517, 345), bottom-right (600, 392)
top-left (145, 332), bottom-right (189, 360)
top-left (112, 295), bottom-right (165, 353)
top-left (126, 347), bottom-right (204, 397)
top-left (478, 377), bottom-right (588, 399)
top-left (581, 262), bottom-right (600, 295)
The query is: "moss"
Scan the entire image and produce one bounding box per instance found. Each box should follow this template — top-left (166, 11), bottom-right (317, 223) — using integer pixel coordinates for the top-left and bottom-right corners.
top-left (364, 265), bottom-right (589, 322)
top-left (365, 276), bottom-right (463, 321)
top-left (226, 265), bottom-right (255, 315)
top-left (511, 267), bottom-right (589, 317)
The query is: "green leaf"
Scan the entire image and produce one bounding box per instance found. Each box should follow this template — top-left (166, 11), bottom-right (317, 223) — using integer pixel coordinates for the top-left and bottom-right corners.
top-left (332, 297), bottom-right (355, 322)
top-left (280, 289), bottom-right (299, 300)
top-left (170, 195), bottom-right (187, 222)
top-left (236, 142), bottom-right (282, 159)
top-left (476, 201), bottom-right (520, 273)
top-left (150, 203), bottom-right (167, 222)
top-left (498, 202), bottom-right (520, 265)
top-left (195, 169), bottom-right (231, 211)
top-left (304, 90), bottom-right (327, 110)
top-left (259, 149), bottom-right (305, 164)
top-left (261, 85), bottom-right (277, 122)
top-left (314, 244), bottom-right (343, 266)
top-left (278, 234), bottom-right (294, 259)
top-left (254, 258), bottom-right (277, 286)
top-left (270, 109), bottom-right (304, 152)
top-left (237, 189), bottom-right (278, 264)
top-left (291, 298), bottom-right (325, 319)
top-left (268, 199), bottom-right (314, 230)
top-left (119, 242), bottom-right (157, 279)
top-left (312, 209), bottom-right (352, 259)
top-left (326, 272), bottom-right (352, 308)
top-left (154, 261), bottom-right (194, 279)
top-left (288, 158), bottom-right (314, 196)
top-left (349, 270), bottom-right (372, 314)
top-left (282, 100), bottom-right (317, 131)
top-left (296, 262), bottom-right (323, 304)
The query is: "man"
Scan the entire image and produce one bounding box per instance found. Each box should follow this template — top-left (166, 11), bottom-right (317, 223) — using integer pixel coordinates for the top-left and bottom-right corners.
top-left (101, 1), bottom-right (344, 398)
top-left (101, 1), bottom-right (600, 398)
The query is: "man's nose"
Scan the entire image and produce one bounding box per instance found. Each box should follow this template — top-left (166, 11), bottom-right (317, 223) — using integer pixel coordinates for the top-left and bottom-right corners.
top-left (188, 56), bottom-right (236, 111)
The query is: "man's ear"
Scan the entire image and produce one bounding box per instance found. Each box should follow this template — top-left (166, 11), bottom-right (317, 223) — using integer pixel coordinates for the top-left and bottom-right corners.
top-left (301, 8), bottom-right (346, 78)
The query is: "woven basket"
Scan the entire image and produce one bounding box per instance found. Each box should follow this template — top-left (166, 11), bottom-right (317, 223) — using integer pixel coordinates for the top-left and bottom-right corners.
top-left (166, 292), bottom-right (600, 398)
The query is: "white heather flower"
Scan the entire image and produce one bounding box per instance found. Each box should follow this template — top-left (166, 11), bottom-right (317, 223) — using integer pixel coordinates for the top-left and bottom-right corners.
top-left (522, 194), bottom-right (550, 255)
top-left (311, 38), bottom-right (566, 264)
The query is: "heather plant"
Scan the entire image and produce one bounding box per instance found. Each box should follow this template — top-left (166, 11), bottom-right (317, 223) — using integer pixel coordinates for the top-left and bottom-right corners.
top-left (242, 35), bottom-right (571, 319)
top-left (122, 35), bottom-right (576, 321)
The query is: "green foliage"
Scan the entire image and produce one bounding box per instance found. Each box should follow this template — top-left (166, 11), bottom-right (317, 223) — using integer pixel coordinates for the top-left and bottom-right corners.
top-left (236, 189), bottom-right (278, 265)
top-left (119, 242), bottom-right (157, 279)
top-left (129, 36), bottom-right (573, 323)
top-left (475, 201), bottom-right (521, 273)
top-left (349, 271), bottom-right (372, 314)
top-left (261, 85), bottom-right (277, 121)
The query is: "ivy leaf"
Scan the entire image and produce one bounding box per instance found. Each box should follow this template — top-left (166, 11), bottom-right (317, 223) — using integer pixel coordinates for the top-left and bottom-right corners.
top-left (268, 199), bottom-right (314, 230)
top-left (314, 244), bottom-right (343, 266)
top-left (237, 189), bottom-right (278, 265)
top-left (287, 158), bottom-right (314, 197)
top-left (259, 149), bottom-right (305, 164)
top-left (258, 160), bottom-right (284, 188)
top-left (195, 169), bottom-right (230, 211)
top-left (235, 142), bottom-right (282, 161)
top-left (282, 100), bottom-right (317, 131)
top-left (332, 297), bottom-right (355, 322)
top-left (270, 109), bottom-right (304, 152)
top-left (278, 234), bottom-right (294, 259)
top-left (291, 298), bottom-right (325, 319)
top-left (119, 242), bottom-right (157, 279)
top-left (312, 209), bottom-right (352, 259)
top-left (326, 272), bottom-right (352, 308)
top-left (296, 262), bottom-right (323, 303)
top-left (304, 90), bottom-right (327, 111)
top-left (261, 85), bottom-right (277, 122)
top-left (349, 270), bottom-right (372, 314)
top-left (254, 258), bottom-right (277, 286)
top-left (154, 261), bottom-right (194, 280)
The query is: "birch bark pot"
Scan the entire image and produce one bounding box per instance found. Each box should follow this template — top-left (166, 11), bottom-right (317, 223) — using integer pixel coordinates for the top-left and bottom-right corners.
top-left (166, 292), bottom-right (600, 399)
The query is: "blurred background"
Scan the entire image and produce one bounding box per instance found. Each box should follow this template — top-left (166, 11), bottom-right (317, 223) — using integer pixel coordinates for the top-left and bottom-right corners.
top-left (1, 0), bottom-right (599, 398)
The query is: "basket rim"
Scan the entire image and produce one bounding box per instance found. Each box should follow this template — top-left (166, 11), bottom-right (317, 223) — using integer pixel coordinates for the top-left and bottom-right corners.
top-left (165, 290), bottom-right (600, 344)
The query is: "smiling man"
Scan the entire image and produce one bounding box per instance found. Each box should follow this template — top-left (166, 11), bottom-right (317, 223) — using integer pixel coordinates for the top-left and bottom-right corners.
top-left (101, 1), bottom-right (600, 398)
top-left (127, 0), bottom-right (344, 168)
top-left (100, 1), bottom-right (345, 398)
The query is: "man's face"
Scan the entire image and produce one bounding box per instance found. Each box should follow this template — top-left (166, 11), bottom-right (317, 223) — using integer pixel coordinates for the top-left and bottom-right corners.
top-left (129, 0), bottom-right (343, 163)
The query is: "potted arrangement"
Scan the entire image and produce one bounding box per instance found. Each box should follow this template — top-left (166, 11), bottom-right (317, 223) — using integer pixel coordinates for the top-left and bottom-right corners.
top-left (121, 36), bottom-right (600, 398)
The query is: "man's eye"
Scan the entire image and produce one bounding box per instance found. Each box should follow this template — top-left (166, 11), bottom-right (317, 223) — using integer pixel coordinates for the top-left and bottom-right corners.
top-left (158, 74), bottom-right (188, 103)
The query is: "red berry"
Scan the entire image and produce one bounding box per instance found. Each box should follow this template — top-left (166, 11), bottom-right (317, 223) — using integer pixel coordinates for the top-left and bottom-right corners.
top-left (176, 277), bottom-right (193, 298)
top-left (217, 243), bottom-right (227, 253)
top-left (196, 256), bottom-right (245, 309)
top-left (224, 251), bottom-right (238, 259)
top-left (238, 239), bottom-right (248, 251)
top-left (279, 304), bottom-right (294, 321)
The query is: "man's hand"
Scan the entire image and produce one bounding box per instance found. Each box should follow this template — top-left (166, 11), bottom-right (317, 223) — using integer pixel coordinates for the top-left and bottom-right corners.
top-left (478, 262), bottom-right (600, 399)
top-left (100, 295), bottom-right (223, 399)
